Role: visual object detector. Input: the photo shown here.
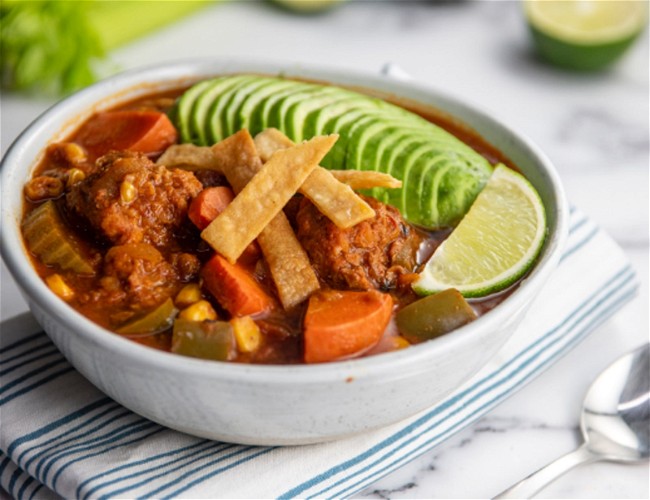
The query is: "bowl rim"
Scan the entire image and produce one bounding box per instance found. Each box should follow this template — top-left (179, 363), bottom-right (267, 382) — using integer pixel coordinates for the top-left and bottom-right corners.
top-left (0, 58), bottom-right (570, 383)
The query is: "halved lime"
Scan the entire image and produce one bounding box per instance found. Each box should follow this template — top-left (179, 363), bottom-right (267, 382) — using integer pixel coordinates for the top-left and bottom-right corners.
top-left (413, 164), bottom-right (547, 298)
top-left (524, 0), bottom-right (647, 71)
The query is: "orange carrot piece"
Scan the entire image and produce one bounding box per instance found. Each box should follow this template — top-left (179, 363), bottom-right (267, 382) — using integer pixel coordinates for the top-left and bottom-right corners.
top-left (201, 254), bottom-right (274, 317)
top-left (188, 186), bottom-right (235, 230)
top-left (303, 290), bottom-right (393, 363)
top-left (75, 110), bottom-right (177, 158)
top-left (189, 187), bottom-right (260, 264)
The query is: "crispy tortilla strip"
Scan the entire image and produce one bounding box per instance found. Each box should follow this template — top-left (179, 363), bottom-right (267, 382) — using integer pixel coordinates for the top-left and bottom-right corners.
top-left (211, 130), bottom-right (264, 191)
top-left (205, 130), bottom-right (323, 308)
top-left (300, 168), bottom-right (375, 228)
top-left (253, 128), bottom-right (294, 161)
top-left (257, 216), bottom-right (319, 309)
top-left (203, 133), bottom-right (337, 261)
top-left (328, 170), bottom-right (402, 190)
top-left (254, 129), bottom-right (375, 228)
top-left (256, 128), bottom-right (400, 189)
top-left (156, 144), bottom-right (222, 171)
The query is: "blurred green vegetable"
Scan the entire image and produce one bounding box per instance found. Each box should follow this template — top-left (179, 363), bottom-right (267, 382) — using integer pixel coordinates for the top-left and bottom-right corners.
top-left (0, 0), bottom-right (208, 95)
top-left (270, 0), bottom-right (347, 14)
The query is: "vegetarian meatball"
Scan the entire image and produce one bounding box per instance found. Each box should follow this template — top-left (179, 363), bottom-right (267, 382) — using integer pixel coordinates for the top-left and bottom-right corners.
top-left (296, 195), bottom-right (422, 291)
top-left (66, 151), bottom-right (202, 249)
top-left (99, 243), bottom-right (179, 309)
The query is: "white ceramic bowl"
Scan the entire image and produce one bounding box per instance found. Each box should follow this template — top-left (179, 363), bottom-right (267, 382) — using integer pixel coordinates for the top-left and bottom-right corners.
top-left (1, 60), bottom-right (569, 445)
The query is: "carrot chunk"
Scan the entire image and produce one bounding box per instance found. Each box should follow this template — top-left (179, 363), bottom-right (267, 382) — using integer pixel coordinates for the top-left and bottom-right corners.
top-left (75, 110), bottom-right (177, 158)
top-left (304, 290), bottom-right (393, 363)
top-left (201, 254), bottom-right (274, 317)
top-left (189, 187), bottom-right (260, 264)
top-left (188, 186), bottom-right (235, 230)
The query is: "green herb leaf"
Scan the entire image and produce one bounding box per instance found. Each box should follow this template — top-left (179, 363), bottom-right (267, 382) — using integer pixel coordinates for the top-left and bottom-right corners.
top-left (1, 0), bottom-right (209, 96)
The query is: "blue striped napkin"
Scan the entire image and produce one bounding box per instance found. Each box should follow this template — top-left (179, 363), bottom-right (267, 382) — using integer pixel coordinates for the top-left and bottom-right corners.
top-left (0, 207), bottom-right (638, 500)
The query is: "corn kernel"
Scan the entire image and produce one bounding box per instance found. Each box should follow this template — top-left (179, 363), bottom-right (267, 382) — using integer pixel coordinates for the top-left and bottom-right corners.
top-left (391, 336), bottom-right (410, 350)
top-left (231, 316), bottom-right (261, 353)
top-left (62, 143), bottom-right (87, 165)
top-left (67, 168), bottom-right (86, 187)
top-left (120, 179), bottom-right (137, 204)
top-left (46, 274), bottom-right (74, 301)
top-left (175, 283), bottom-right (202, 308)
top-left (178, 300), bottom-right (217, 322)
top-left (47, 142), bottom-right (87, 167)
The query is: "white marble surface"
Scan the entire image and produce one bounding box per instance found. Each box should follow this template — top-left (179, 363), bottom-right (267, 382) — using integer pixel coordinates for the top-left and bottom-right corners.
top-left (1, 1), bottom-right (648, 498)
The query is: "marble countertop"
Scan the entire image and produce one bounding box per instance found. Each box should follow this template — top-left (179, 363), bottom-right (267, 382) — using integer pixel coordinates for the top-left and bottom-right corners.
top-left (1, 1), bottom-right (648, 498)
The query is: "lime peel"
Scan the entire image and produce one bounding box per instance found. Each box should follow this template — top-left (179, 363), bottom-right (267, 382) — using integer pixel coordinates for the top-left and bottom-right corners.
top-left (413, 164), bottom-right (547, 298)
top-left (525, 0), bottom-right (647, 43)
top-left (524, 0), bottom-right (648, 71)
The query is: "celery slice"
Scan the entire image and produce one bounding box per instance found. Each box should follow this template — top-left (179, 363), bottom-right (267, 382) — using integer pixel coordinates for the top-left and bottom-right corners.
top-left (22, 201), bottom-right (96, 275)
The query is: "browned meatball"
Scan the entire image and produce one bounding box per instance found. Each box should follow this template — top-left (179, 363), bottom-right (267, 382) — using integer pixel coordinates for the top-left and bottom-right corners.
top-left (83, 243), bottom-right (179, 314)
top-left (66, 151), bottom-right (202, 249)
top-left (296, 195), bottom-right (422, 291)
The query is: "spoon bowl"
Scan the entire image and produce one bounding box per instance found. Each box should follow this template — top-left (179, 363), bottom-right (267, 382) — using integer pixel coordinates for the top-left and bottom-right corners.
top-left (582, 343), bottom-right (650, 462)
top-left (496, 343), bottom-right (650, 498)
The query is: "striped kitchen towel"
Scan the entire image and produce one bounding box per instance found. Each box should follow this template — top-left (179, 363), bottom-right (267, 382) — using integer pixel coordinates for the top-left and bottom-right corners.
top-left (0, 207), bottom-right (639, 500)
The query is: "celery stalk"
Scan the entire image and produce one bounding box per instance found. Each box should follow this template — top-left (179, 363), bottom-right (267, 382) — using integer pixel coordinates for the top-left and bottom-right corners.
top-left (86, 1), bottom-right (209, 52)
top-left (0, 0), bottom-right (210, 96)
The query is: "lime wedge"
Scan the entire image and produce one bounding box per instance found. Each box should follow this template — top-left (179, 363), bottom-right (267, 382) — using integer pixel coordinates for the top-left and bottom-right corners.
top-left (413, 165), bottom-right (547, 298)
top-left (524, 0), bottom-right (647, 71)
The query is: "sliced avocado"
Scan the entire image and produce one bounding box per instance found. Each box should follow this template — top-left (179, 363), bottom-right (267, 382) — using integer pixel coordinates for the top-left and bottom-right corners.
top-left (362, 126), bottom-right (431, 173)
top-left (345, 114), bottom-right (427, 172)
top-left (326, 112), bottom-right (377, 169)
top-left (416, 156), bottom-right (453, 226)
top-left (319, 104), bottom-right (385, 168)
top-left (247, 80), bottom-right (299, 134)
top-left (402, 151), bottom-right (443, 223)
top-left (258, 81), bottom-right (312, 132)
top-left (239, 79), bottom-right (296, 134)
top-left (204, 75), bottom-right (254, 144)
top-left (435, 158), bottom-right (492, 228)
top-left (266, 85), bottom-right (323, 138)
top-left (175, 75), bottom-right (495, 229)
top-left (224, 77), bottom-right (274, 137)
top-left (201, 75), bottom-right (252, 145)
top-left (354, 124), bottom-right (440, 203)
top-left (189, 77), bottom-right (241, 145)
top-left (176, 79), bottom-right (215, 144)
top-left (285, 87), bottom-right (343, 142)
top-left (384, 142), bottom-right (432, 217)
top-left (279, 86), bottom-right (332, 140)
top-left (215, 75), bottom-right (262, 141)
top-left (302, 95), bottom-right (358, 139)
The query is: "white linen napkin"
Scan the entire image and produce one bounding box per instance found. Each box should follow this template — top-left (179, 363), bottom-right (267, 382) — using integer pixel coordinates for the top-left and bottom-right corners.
top-left (0, 207), bottom-right (638, 500)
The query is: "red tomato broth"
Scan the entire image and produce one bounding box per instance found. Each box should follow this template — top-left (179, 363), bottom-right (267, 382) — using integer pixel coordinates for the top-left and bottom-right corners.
top-left (21, 80), bottom-right (522, 364)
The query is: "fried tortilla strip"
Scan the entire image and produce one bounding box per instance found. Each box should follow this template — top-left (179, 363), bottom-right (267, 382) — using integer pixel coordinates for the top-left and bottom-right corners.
top-left (203, 133), bottom-right (337, 261)
top-left (256, 128), bottom-right (401, 190)
top-left (156, 144), bottom-right (222, 171)
top-left (328, 170), bottom-right (402, 190)
top-left (206, 130), bottom-right (325, 308)
top-left (257, 216), bottom-right (318, 310)
top-left (253, 127), bottom-right (295, 159)
top-left (254, 128), bottom-right (375, 228)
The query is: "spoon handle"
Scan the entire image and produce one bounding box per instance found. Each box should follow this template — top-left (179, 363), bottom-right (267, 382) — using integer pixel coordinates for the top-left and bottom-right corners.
top-left (493, 444), bottom-right (597, 499)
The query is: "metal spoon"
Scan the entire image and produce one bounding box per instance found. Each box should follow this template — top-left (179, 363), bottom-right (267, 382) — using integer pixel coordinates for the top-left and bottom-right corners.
top-left (495, 343), bottom-right (650, 499)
